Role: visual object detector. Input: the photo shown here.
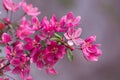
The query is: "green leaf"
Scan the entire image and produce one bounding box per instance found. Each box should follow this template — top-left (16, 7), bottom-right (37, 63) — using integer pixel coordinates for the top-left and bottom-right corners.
top-left (54, 33), bottom-right (62, 39)
top-left (67, 48), bottom-right (73, 62)
top-left (58, 42), bottom-right (62, 45)
top-left (50, 37), bottom-right (59, 41)
top-left (9, 24), bottom-right (13, 29)
top-left (12, 23), bottom-right (19, 29)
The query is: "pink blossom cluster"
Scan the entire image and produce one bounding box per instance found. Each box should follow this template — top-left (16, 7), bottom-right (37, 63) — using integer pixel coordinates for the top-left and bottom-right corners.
top-left (0, 0), bottom-right (102, 80)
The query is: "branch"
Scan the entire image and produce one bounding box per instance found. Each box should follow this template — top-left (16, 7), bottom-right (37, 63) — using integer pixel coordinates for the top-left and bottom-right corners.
top-left (0, 61), bottom-right (10, 71)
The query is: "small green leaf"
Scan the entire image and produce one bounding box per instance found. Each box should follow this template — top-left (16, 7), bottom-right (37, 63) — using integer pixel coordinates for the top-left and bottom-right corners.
top-left (67, 48), bottom-right (73, 62)
top-left (54, 33), bottom-right (62, 39)
top-left (58, 42), bottom-right (62, 45)
top-left (50, 37), bottom-right (57, 41)
top-left (12, 23), bottom-right (19, 29)
top-left (50, 37), bottom-right (61, 41)
top-left (9, 24), bottom-right (13, 28)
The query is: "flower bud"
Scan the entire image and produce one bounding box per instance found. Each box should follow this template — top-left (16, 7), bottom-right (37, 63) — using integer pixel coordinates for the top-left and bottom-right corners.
top-left (0, 22), bottom-right (5, 30)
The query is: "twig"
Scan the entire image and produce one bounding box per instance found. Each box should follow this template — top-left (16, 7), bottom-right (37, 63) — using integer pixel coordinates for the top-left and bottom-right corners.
top-left (5, 74), bottom-right (16, 80)
top-left (0, 61), bottom-right (10, 71)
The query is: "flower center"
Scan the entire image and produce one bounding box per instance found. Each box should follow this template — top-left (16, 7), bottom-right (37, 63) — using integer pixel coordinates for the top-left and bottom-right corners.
top-left (52, 47), bottom-right (58, 54)
top-left (86, 42), bottom-right (92, 48)
top-left (55, 22), bottom-right (60, 27)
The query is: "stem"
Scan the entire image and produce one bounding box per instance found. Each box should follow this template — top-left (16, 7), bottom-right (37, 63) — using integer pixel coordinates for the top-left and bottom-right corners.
top-left (5, 74), bottom-right (16, 80)
top-left (21, 13), bottom-right (27, 18)
top-left (0, 30), bottom-right (3, 37)
top-left (0, 61), bottom-right (10, 71)
top-left (16, 13), bottom-right (26, 21)
top-left (57, 39), bottom-right (74, 50)
top-left (10, 11), bottom-right (13, 22)
top-left (62, 41), bottom-right (74, 50)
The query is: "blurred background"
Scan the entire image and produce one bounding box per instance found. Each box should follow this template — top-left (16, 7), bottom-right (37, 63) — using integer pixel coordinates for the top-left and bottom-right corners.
top-left (0, 0), bottom-right (120, 80)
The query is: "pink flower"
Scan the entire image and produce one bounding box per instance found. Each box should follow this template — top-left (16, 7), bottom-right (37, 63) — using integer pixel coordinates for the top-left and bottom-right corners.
top-left (81, 36), bottom-right (102, 61)
top-left (0, 33), bottom-right (12, 44)
top-left (22, 2), bottom-right (40, 16)
top-left (24, 35), bottom-right (41, 50)
top-left (40, 17), bottom-right (55, 41)
top-left (2, 0), bottom-right (22, 12)
top-left (50, 15), bottom-right (63, 32)
top-left (44, 41), bottom-right (66, 68)
top-left (62, 12), bottom-right (81, 27)
top-left (31, 16), bottom-right (41, 30)
top-left (31, 48), bottom-right (45, 70)
top-left (6, 41), bottom-right (24, 60)
top-left (16, 26), bottom-right (34, 39)
top-left (64, 28), bottom-right (83, 46)
top-left (16, 17), bottom-right (35, 40)
top-left (42, 16), bottom-right (54, 32)
top-left (12, 55), bottom-right (31, 80)
top-left (45, 41), bottom-right (66, 59)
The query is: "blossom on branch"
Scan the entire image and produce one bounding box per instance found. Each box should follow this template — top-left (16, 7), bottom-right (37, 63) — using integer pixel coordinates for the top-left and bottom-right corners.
top-left (64, 28), bottom-right (83, 46)
top-left (0, 0), bottom-right (102, 79)
top-left (3, 0), bottom-right (22, 12)
top-left (81, 36), bottom-right (102, 61)
top-left (22, 2), bottom-right (40, 16)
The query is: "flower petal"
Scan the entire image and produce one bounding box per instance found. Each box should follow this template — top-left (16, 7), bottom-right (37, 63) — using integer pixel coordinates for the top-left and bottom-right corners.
top-left (67, 40), bottom-right (74, 46)
top-left (2, 33), bottom-right (11, 43)
top-left (74, 28), bottom-right (82, 38)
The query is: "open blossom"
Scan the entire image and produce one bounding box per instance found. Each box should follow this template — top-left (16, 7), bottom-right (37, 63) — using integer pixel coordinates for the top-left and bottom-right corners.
top-left (45, 41), bottom-right (66, 59)
top-left (31, 41), bottom-right (66, 73)
top-left (43, 41), bottom-right (66, 74)
top-left (40, 17), bottom-right (55, 42)
top-left (31, 48), bottom-right (45, 70)
top-left (50, 15), bottom-right (64, 32)
top-left (5, 40), bottom-right (31, 79)
top-left (2, 0), bottom-right (22, 12)
top-left (6, 41), bottom-right (24, 60)
top-left (81, 36), bottom-right (102, 61)
top-left (22, 2), bottom-right (40, 16)
top-left (31, 16), bottom-right (41, 30)
top-left (42, 16), bottom-right (54, 33)
top-left (11, 55), bottom-right (31, 80)
top-left (16, 17), bottom-right (35, 40)
top-left (44, 41), bottom-right (66, 66)
top-left (0, 33), bottom-right (12, 44)
top-left (62, 12), bottom-right (81, 27)
top-left (64, 28), bottom-right (83, 46)
top-left (24, 35), bottom-right (41, 50)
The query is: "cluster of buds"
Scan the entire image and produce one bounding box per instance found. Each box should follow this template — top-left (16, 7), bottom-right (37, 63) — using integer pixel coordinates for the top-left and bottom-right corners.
top-left (0, 0), bottom-right (102, 80)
